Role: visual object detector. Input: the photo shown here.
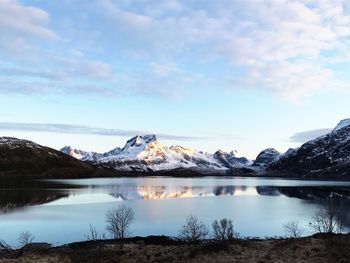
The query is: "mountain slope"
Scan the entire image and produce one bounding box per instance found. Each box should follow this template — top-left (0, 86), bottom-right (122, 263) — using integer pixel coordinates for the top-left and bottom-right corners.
top-left (253, 148), bottom-right (281, 167)
top-left (0, 137), bottom-right (97, 177)
top-left (268, 119), bottom-right (350, 178)
top-left (61, 135), bottom-right (251, 172)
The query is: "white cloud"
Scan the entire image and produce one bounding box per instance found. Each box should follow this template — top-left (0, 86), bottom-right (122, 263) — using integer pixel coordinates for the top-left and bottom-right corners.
top-left (214, 0), bottom-right (350, 99)
top-left (0, 0), bottom-right (57, 56)
top-left (123, 63), bottom-right (207, 98)
top-left (290, 128), bottom-right (332, 143)
top-left (95, 0), bottom-right (350, 100)
top-left (0, 0), bottom-right (113, 87)
top-left (0, 0), bottom-right (57, 39)
top-left (0, 122), bottom-right (201, 141)
top-left (1, 0), bottom-right (350, 100)
top-left (52, 55), bottom-right (113, 80)
top-left (151, 63), bottom-right (174, 77)
top-left (235, 61), bottom-right (338, 100)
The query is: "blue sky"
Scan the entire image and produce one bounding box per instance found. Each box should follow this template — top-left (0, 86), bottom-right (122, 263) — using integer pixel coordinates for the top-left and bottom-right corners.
top-left (0, 0), bottom-right (350, 159)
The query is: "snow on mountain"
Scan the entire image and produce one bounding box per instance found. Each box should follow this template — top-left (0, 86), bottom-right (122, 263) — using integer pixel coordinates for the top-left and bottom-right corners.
top-left (253, 148), bottom-right (281, 167)
top-left (60, 146), bottom-right (94, 161)
top-left (0, 137), bottom-right (44, 149)
top-left (268, 119), bottom-right (350, 177)
top-left (61, 135), bottom-right (250, 172)
top-left (284, 148), bottom-right (298, 157)
top-left (214, 150), bottom-right (252, 168)
top-left (333, 118), bottom-right (350, 132)
top-left (117, 135), bottom-right (165, 160)
top-left (60, 145), bottom-right (122, 162)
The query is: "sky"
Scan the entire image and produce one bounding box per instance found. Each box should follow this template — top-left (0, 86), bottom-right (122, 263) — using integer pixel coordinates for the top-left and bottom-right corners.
top-left (0, 0), bottom-right (350, 159)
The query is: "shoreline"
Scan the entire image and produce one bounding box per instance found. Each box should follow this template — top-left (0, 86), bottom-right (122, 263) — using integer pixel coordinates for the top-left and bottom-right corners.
top-left (2, 171), bottom-right (350, 182)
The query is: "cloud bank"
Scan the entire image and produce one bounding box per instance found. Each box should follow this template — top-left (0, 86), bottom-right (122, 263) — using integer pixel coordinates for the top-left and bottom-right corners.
top-left (290, 128), bottom-right (332, 143)
top-left (0, 122), bottom-right (200, 141)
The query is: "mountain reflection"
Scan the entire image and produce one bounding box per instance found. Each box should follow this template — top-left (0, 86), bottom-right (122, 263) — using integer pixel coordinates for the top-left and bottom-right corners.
top-left (1, 181), bottom-right (350, 217)
top-left (0, 189), bottom-right (68, 214)
top-left (106, 185), bottom-right (350, 201)
top-left (109, 185), bottom-right (258, 200)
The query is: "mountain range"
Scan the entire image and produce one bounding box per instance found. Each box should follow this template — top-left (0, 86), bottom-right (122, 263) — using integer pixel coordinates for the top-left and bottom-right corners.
top-left (60, 118), bottom-right (350, 179)
top-left (1, 119), bottom-right (350, 179)
top-left (60, 134), bottom-right (251, 173)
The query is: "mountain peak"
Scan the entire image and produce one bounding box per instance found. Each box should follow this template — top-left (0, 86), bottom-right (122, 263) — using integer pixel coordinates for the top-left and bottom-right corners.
top-left (0, 137), bottom-right (41, 148)
top-left (333, 118), bottom-right (350, 132)
top-left (59, 145), bottom-right (96, 161)
top-left (253, 148), bottom-right (280, 167)
top-left (126, 134), bottom-right (157, 147)
top-left (214, 150), bottom-right (237, 157)
top-left (60, 146), bottom-right (73, 153)
top-left (214, 149), bottom-right (225, 155)
top-left (119, 134), bottom-right (161, 159)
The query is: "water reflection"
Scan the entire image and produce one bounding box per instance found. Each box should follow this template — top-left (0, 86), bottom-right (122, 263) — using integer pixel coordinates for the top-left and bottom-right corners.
top-left (1, 177), bottom-right (350, 245)
top-left (1, 179), bottom-right (350, 211)
top-left (0, 189), bottom-right (68, 214)
top-left (110, 185), bottom-right (250, 201)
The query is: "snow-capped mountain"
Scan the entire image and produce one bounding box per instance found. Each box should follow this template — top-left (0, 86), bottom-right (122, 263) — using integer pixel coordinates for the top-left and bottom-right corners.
top-left (60, 146), bottom-right (96, 161)
top-left (2, 118), bottom-right (350, 178)
top-left (60, 135), bottom-right (252, 172)
top-left (57, 118), bottom-right (350, 178)
top-left (333, 119), bottom-right (350, 132)
top-left (60, 146), bottom-right (121, 162)
top-left (268, 119), bottom-right (350, 178)
top-left (253, 148), bottom-right (281, 167)
top-left (214, 150), bottom-right (251, 168)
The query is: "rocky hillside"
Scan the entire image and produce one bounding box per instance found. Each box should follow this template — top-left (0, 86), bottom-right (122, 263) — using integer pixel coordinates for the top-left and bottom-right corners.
top-left (268, 119), bottom-right (350, 179)
top-left (253, 148), bottom-right (281, 167)
top-left (0, 137), bottom-right (97, 177)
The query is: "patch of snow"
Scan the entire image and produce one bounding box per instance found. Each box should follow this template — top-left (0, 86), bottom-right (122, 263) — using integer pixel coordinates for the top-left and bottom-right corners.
top-left (0, 137), bottom-right (43, 149)
top-left (333, 118), bottom-right (350, 132)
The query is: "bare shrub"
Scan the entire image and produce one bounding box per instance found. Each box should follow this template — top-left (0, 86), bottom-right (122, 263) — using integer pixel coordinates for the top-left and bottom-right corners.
top-left (179, 215), bottom-right (209, 242)
top-left (106, 205), bottom-right (135, 239)
top-left (0, 239), bottom-right (12, 252)
top-left (212, 218), bottom-right (238, 241)
top-left (85, 224), bottom-right (106, 241)
top-left (284, 220), bottom-right (304, 238)
top-left (310, 197), bottom-right (344, 234)
top-left (18, 231), bottom-right (35, 247)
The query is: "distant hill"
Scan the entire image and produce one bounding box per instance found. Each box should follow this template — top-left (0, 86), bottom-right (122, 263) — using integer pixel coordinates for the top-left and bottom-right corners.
top-left (0, 137), bottom-right (98, 177)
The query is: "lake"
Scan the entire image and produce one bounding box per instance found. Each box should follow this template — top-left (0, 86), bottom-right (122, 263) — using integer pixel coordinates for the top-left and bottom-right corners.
top-left (1, 176), bottom-right (350, 246)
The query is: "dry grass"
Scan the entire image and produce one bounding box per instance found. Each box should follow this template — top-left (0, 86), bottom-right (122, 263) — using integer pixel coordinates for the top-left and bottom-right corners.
top-left (0, 234), bottom-right (349, 263)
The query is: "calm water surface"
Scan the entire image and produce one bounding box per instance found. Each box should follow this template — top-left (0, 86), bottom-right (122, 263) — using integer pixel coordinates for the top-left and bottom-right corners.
top-left (1, 176), bottom-right (350, 246)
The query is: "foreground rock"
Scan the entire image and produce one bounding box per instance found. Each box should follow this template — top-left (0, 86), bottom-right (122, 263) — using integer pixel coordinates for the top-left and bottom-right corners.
top-left (1, 234), bottom-right (349, 263)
